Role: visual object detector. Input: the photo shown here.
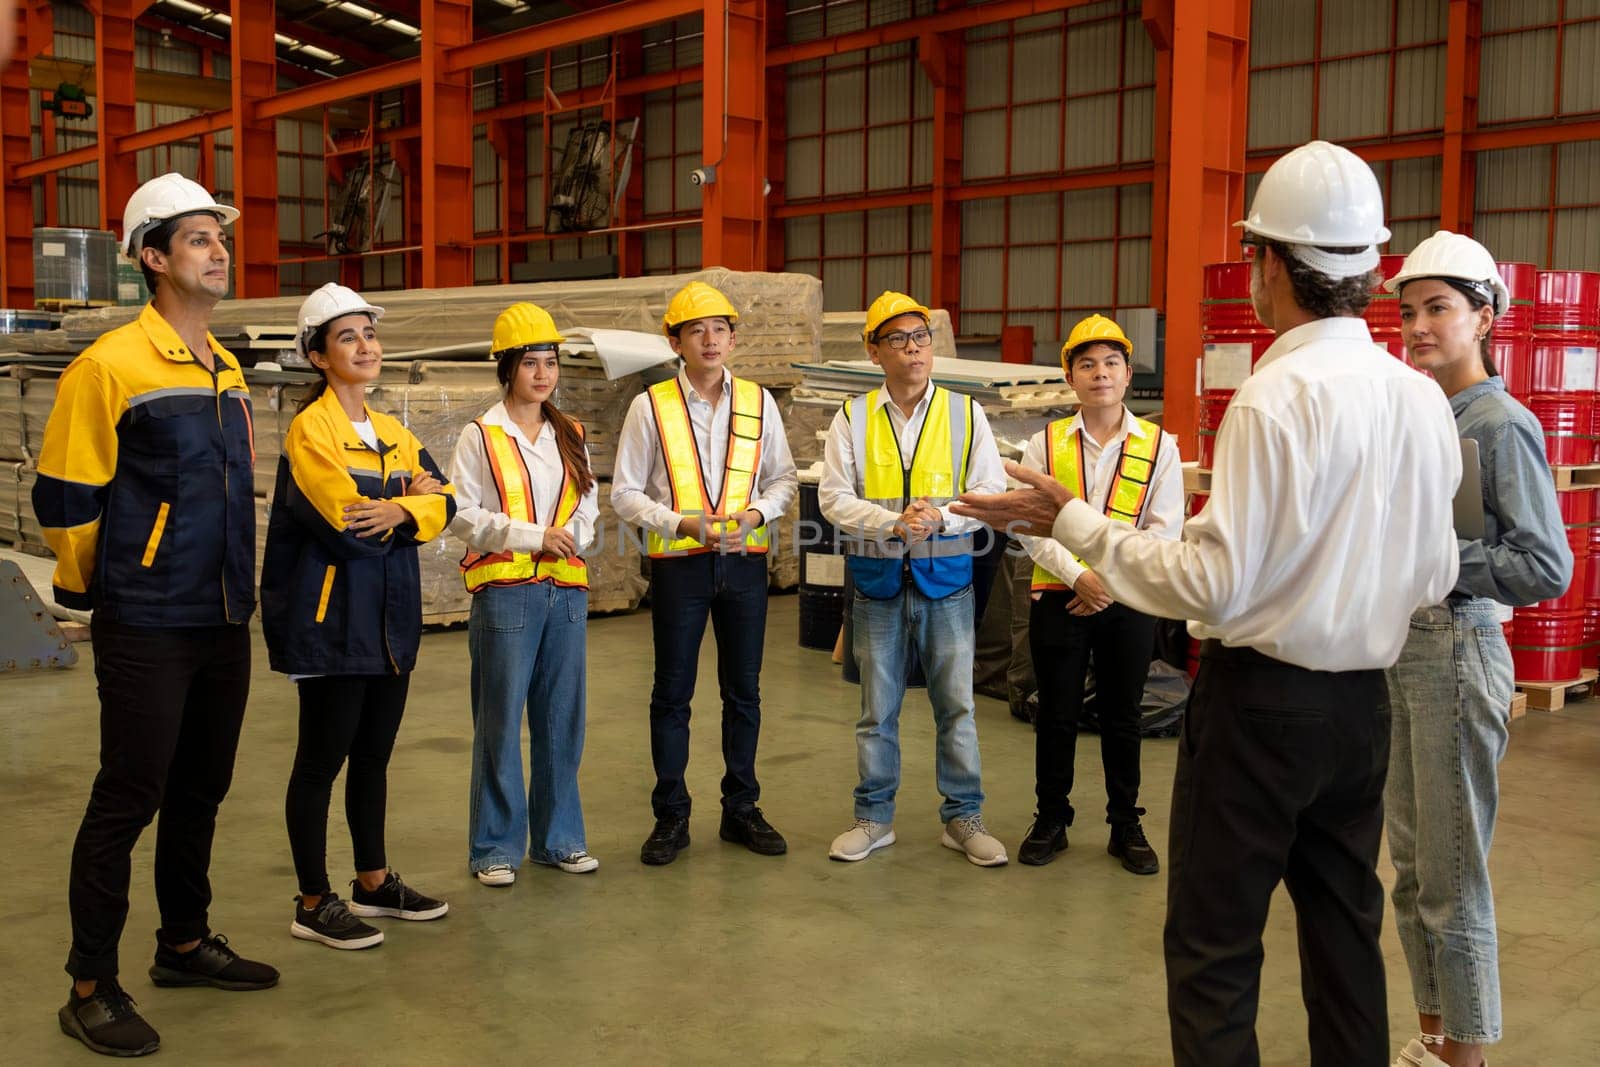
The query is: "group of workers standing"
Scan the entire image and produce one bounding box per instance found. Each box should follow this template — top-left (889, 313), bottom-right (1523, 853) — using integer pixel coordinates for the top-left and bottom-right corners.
top-left (32, 138), bottom-right (1564, 1067)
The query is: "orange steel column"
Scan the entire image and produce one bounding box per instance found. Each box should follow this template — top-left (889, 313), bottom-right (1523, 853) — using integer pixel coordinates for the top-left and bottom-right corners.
top-left (490, 61), bottom-right (529, 284)
top-left (230, 0), bottom-right (279, 297)
top-left (616, 38), bottom-right (648, 278)
top-left (1, 9), bottom-right (35, 307)
top-left (1145, 0), bottom-right (1249, 453)
top-left (1440, 0), bottom-right (1481, 233)
top-left (921, 28), bottom-right (964, 330)
top-left (700, 0), bottom-right (767, 270)
top-left (95, 0), bottom-right (140, 233)
top-left (420, 0), bottom-right (475, 288)
top-left (763, 15), bottom-right (786, 272)
top-left (28, 3), bottom-right (58, 227)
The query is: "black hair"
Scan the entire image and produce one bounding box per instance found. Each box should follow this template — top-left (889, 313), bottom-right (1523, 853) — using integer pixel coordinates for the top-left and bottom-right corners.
top-left (297, 315), bottom-right (371, 412)
top-left (1066, 339), bottom-right (1130, 365)
top-left (135, 210), bottom-right (226, 295)
top-left (667, 315), bottom-right (735, 340)
top-left (490, 344), bottom-right (594, 497)
top-left (1260, 239), bottom-right (1379, 319)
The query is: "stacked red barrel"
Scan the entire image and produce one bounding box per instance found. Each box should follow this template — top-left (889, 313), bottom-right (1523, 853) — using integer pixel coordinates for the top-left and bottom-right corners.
top-left (1493, 261), bottom-right (1538, 397)
top-left (1511, 268), bottom-right (1600, 681)
top-left (1198, 263), bottom-right (1274, 469)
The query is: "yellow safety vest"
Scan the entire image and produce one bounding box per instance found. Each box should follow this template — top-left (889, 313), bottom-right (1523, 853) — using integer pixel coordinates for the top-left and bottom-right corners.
top-left (644, 376), bottom-right (770, 557)
top-left (460, 420), bottom-right (589, 591)
top-left (1031, 415), bottom-right (1162, 592)
top-left (842, 386), bottom-right (975, 599)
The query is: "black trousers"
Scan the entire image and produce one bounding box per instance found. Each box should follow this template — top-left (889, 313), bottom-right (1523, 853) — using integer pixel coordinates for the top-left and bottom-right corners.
top-left (1029, 594), bottom-right (1156, 827)
top-left (647, 553), bottom-right (767, 819)
top-left (66, 618), bottom-right (252, 980)
top-left (1165, 641), bottom-right (1390, 1067)
top-left (285, 674), bottom-right (410, 896)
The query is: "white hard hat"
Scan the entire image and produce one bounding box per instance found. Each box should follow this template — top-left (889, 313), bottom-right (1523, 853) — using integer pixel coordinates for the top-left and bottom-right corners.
top-left (120, 172), bottom-right (240, 262)
top-left (294, 283), bottom-right (386, 362)
top-left (1383, 230), bottom-right (1510, 317)
top-left (1235, 140), bottom-right (1391, 279)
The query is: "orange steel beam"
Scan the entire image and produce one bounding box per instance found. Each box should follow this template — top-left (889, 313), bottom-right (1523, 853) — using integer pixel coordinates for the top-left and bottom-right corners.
top-left (120, 110), bottom-right (233, 154)
top-left (445, 0), bottom-right (701, 72)
top-left (231, 0), bottom-right (278, 297)
top-left (921, 26), bottom-right (964, 330)
top-left (421, 0), bottom-right (475, 288)
top-left (1441, 0), bottom-right (1481, 233)
top-left (700, 0), bottom-right (767, 271)
top-left (475, 67), bottom-right (702, 122)
top-left (616, 37), bottom-right (648, 278)
top-left (1241, 120), bottom-right (1600, 175)
top-left (767, 0), bottom-right (1095, 65)
top-left (28, 3), bottom-right (58, 228)
top-left (769, 168), bottom-right (1158, 219)
top-left (256, 58), bottom-right (423, 119)
top-left (1, 10), bottom-right (36, 308)
top-left (490, 60), bottom-right (530, 283)
top-left (1147, 0), bottom-right (1250, 455)
top-left (15, 145), bottom-right (100, 180)
top-left (96, 0), bottom-right (141, 233)
top-left (763, 12), bottom-right (787, 272)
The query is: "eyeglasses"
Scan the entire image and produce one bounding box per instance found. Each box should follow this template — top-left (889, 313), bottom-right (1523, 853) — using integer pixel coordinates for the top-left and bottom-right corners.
top-left (877, 328), bottom-right (933, 350)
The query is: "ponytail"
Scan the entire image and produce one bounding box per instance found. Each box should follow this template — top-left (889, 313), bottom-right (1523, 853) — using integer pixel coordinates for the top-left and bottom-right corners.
top-left (544, 400), bottom-right (595, 498)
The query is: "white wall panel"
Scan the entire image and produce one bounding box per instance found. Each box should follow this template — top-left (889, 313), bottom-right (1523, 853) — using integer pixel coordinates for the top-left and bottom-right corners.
top-left (1319, 56), bottom-right (1391, 141)
top-left (824, 212), bottom-right (864, 256)
top-left (1067, 2), bottom-right (1121, 24)
top-left (1390, 155), bottom-right (1443, 219)
top-left (1476, 147), bottom-right (1552, 210)
top-left (1562, 22), bottom-right (1600, 115)
top-left (1066, 20), bottom-right (1120, 94)
top-left (1062, 243), bottom-right (1115, 307)
top-left (963, 110), bottom-right (1008, 179)
top-left (866, 207), bottom-right (907, 252)
top-left (966, 42), bottom-right (1010, 109)
top-left (1012, 102), bottom-right (1062, 173)
top-left (1009, 194), bottom-right (1059, 244)
top-left (868, 57), bottom-right (913, 123)
top-left (822, 259), bottom-right (863, 311)
top-left (1248, 68), bottom-right (1314, 148)
top-left (911, 121), bottom-right (933, 185)
top-left (1480, 30), bottom-right (1557, 121)
top-left (1397, 0), bottom-right (1448, 45)
top-left (786, 216), bottom-right (821, 260)
top-left (1552, 209), bottom-right (1600, 271)
top-left (961, 247), bottom-right (1004, 309)
top-left (784, 139), bottom-right (822, 200)
top-left (1118, 237), bottom-right (1151, 305)
top-left (1570, 0), bottom-right (1600, 16)
top-left (1121, 87), bottom-right (1155, 161)
top-left (1482, 0), bottom-right (1558, 31)
top-left (1557, 140), bottom-right (1600, 203)
top-left (825, 68), bottom-right (866, 129)
top-left (1013, 30), bottom-right (1063, 102)
top-left (822, 131), bottom-right (865, 195)
top-left (1323, 0), bottom-right (1392, 54)
top-left (908, 253), bottom-right (931, 300)
top-left (1473, 213), bottom-right (1545, 265)
top-left (1064, 187), bottom-right (1117, 239)
top-left (1388, 218), bottom-right (1441, 254)
top-left (866, 125), bottom-right (911, 190)
top-left (1064, 94), bottom-right (1118, 168)
top-left (1250, 0), bottom-right (1315, 65)
top-left (788, 75), bottom-right (823, 136)
top-left (963, 199), bottom-right (1004, 246)
top-left (1009, 246), bottom-right (1057, 307)
top-left (1393, 45), bottom-right (1446, 132)
top-left (864, 257), bottom-right (906, 300)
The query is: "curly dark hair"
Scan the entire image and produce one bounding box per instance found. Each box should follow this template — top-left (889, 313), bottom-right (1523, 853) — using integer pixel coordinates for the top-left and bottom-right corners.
top-left (1262, 239), bottom-right (1379, 319)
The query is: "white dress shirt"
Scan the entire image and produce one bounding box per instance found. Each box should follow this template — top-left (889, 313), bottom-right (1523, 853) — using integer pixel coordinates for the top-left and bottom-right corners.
top-left (819, 380), bottom-right (1007, 534)
top-left (449, 400), bottom-right (599, 555)
top-left (1017, 406), bottom-right (1184, 593)
top-left (1051, 317), bottom-right (1461, 671)
top-left (611, 367), bottom-right (798, 541)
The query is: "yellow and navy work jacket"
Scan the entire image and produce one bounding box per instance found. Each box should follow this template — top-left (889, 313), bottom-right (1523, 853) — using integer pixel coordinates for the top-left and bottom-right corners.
top-left (259, 388), bottom-right (455, 676)
top-left (842, 385), bottom-right (975, 600)
top-left (1031, 415), bottom-right (1164, 591)
top-left (459, 419), bottom-right (589, 591)
top-left (33, 303), bottom-right (256, 625)
top-left (645, 375), bottom-right (770, 557)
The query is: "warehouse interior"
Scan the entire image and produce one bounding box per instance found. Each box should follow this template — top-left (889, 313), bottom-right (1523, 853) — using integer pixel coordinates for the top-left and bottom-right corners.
top-left (2, 0), bottom-right (1600, 1064)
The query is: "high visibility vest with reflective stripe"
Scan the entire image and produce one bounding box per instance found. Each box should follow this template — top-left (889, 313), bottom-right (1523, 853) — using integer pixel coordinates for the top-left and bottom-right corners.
top-left (1031, 416), bottom-right (1162, 592)
top-left (842, 386), bottom-right (975, 600)
top-left (460, 420), bottom-right (589, 592)
top-left (644, 376), bottom-right (770, 557)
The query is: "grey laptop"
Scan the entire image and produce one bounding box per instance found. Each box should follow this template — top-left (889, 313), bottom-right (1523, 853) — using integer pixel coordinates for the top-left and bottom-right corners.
top-left (1453, 439), bottom-right (1485, 541)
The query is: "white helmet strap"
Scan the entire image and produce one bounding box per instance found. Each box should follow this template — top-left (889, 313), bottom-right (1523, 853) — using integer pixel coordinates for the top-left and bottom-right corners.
top-left (1280, 241), bottom-right (1380, 280)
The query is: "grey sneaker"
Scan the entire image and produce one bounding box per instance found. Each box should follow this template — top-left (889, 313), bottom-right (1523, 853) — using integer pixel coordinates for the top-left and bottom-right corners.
top-left (828, 818), bottom-right (896, 861)
top-left (290, 893), bottom-right (384, 950)
top-left (941, 813), bottom-right (1009, 867)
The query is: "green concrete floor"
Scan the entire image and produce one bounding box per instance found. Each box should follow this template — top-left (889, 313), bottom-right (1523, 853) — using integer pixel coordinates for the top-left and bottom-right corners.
top-left (3, 595), bottom-right (1598, 1065)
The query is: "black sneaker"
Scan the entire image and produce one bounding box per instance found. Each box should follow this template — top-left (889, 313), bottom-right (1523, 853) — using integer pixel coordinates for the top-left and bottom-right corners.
top-left (719, 807), bottom-right (788, 855)
top-left (58, 980), bottom-right (161, 1057)
top-left (148, 933), bottom-right (279, 990)
top-left (290, 893), bottom-right (384, 950)
top-left (1108, 821), bottom-right (1160, 875)
top-left (347, 871), bottom-right (449, 921)
top-left (640, 816), bottom-right (690, 865)
top-left (1018, 817), bottom-right (1069, 866)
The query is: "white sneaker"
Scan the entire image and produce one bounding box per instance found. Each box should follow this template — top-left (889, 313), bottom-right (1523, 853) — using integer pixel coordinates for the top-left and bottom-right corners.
top-left (941, 813), bottom-right (1009, 867)
top-left (556, 851), bottom-right (599, 874)
top-left (828, 818), bottom-right (896, 861)
top-left (1393, 1037), bottom-right (1449, 1067)
top-left (475, 865), bottom-right (515, 887)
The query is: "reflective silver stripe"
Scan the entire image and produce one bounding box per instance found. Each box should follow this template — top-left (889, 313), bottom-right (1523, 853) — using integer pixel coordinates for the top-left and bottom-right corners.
top-left (125, 386), bottom-right (219, 408)
top-left (947, 391), bottom-right (968, 490)
top-left (224, 388), bottom-right (250, 400)
top-left (849, 393), bottom-right (870, 498)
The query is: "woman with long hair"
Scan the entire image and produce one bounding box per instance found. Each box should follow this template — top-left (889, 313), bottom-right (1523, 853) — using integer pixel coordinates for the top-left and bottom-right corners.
top-left (450, 303), bottom-right (599, 886)
top-left (261, 283), bottom-right (456, 949)
top-left (1384, 233), bottom-right (1571, 1067)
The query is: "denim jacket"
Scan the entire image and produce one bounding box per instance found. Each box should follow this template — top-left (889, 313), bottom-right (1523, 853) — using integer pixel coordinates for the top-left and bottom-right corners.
top-left (1451, 376), bottom-right (1571, 605)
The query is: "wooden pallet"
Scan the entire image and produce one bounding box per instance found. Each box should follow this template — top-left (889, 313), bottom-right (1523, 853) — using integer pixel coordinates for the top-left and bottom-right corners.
top-left (1509, 691), bottom-right (1527, 722)
top-left (1182, 463), bottom-right (1212, 494)
top-left (35, 298), bottom-right (114, 312)
top-left (1516, 667), bottom-right (1597, 711)
top-left (1549, 464), bottom-right (1600, 491)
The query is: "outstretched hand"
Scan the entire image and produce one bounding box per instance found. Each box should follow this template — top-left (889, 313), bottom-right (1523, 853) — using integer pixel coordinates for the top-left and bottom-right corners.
top-left (950, 460), bottom-right (1074, 537)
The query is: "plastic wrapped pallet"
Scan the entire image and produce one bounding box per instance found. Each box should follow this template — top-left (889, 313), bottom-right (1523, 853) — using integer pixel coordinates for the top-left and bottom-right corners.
top-left (61, 269), bottom-right (825, 386)
top-left (15, 463), bottom-right (46, 556)
top-left (821, 309), bottom-right (957, 363)
top-left (20, 373), bottom-right (58, 461)
top-left (0, 460), bottom-right (21, 544)
top-left (586, 481), bottom-right (647, 614)
top-left (779, 388), bottom-right (838, 468)
top-left (0, 372), bottom-right (25, 462)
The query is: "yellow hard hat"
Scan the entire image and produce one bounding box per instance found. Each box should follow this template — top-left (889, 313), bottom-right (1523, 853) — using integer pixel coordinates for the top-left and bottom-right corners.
top-left (491, 302), bottom-right (565, 354)
top-left (1060, 313), bottom-right (1133, 370)
top-left (863, 291), bottom-right (931, 341)
top-left (662, 281), bottom-right (740, 334)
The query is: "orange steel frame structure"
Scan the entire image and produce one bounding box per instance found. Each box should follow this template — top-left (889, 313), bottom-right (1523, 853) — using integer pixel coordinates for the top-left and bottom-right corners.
top-left (0, 0), bottom-right (1596, 451)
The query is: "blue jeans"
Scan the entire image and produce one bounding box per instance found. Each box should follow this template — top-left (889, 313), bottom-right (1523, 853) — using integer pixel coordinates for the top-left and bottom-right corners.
top-left (648, 553), bottom-right (768, 818)
top-left (1385, 600), bottom-right (1513, 1045)
top-left (467, 581), bottom-right (588, 870)
top-left (851, 582), bottom-right (984, 823)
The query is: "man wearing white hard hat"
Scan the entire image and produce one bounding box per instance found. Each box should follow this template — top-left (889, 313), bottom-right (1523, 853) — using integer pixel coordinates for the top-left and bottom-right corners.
top-left (34, 173), bottom-right (277, 1058)
top-left (952, 141), bottom-right (1462, 1064)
